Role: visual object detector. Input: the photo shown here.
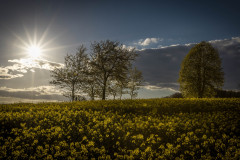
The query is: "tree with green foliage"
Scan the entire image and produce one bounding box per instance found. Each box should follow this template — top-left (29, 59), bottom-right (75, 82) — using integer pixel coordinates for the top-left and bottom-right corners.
top-left (50, 45), bottom-right (88, 101)
top-left (178, 41), bottom-right (224, 98)
top-left (90, 40), bottom-right (137, 100)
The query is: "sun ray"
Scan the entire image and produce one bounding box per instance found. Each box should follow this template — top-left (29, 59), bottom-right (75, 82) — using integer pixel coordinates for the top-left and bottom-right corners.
top-left (23, 25), bottom-right (33, 46)
top-left (41, 43), bottom-right (81, 52)
top-left (12, 22), bottom-right (76, 61)
top-left (38, 25), bottom-right (51, 47)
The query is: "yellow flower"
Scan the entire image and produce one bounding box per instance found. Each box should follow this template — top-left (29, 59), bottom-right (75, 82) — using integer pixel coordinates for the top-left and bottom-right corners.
top-left (145, 146), bottom-right (152, 153)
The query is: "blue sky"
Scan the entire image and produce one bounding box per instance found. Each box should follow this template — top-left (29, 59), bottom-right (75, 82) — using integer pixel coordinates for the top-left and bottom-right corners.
top-left (0, 0), bottom-right (240, 102)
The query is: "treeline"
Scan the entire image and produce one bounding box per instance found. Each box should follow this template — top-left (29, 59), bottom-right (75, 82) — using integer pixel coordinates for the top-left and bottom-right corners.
top-left (50, 40), bottom-right (143, 101)
top-left (168, 89), bottom-right (240, 98)
top-left (215, 89), bottom-right (240, 98)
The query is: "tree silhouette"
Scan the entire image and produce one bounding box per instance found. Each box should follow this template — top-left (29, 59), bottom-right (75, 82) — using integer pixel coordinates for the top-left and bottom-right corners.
top-left (82, 65), bottom-right (101, 100)
top-left (50, 45), bottom-right (88, 101)
top-left (90, 40), bottom-right (137, 100)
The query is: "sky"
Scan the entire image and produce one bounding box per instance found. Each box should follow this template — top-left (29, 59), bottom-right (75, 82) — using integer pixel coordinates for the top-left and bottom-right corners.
top-left (0, 0), bottom-right (240, 103)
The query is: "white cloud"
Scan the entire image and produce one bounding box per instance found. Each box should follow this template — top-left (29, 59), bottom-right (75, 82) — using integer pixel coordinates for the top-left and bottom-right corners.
top-left (141, 84), bottom-right (178, 92)
top-left (0, 96), bottom-right (60, 104)
top-left (131, 36), bottom-right (240, 50)
top-left (142, 85), bottom-right (162, 90)
top-left (0, 85), bottom-right (66, 102)
top-left (0, 85), bottom-right (62, 96)
top-left (0, 58), bottom-right (64, 79)
top-left (184, 43), bottom-right (196, 47)
top-left (0, 67), bottom-right (24, 79)
top-left (209, 39), bottom-right (227, 44)
top-left (122, 45), bottom-right (135, 51)
top-left (158, 44), bottom-right (180, 49)
top-left (0, 73), bottom-right (24, 79)
top-left (138, 38), bottom-right (163, 46)
top-left (8, 58), bottom-right (64, 71)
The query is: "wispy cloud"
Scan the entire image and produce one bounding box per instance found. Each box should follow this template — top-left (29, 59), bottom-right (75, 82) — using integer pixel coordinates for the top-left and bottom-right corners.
top-left (142, 85), bottom-right (162, 90)
top-left (0, 97), bottom-right (60, 104)
top-left (0, 73), bottom-right (24, 79)
top-left (0, 67), bottom-right (24, 79)
top-left (8, 58), bottom-right (64, 71)
top-left (0, 85), bottom-right (65, 101)
top-left (0, 58), bottom-right (64, 79)
top-left (158, 44), bottom-right (181, 49)
top-left (142, 83), bottom-right (179, 92)
top-left (0, 85), bottom-right (62, 95)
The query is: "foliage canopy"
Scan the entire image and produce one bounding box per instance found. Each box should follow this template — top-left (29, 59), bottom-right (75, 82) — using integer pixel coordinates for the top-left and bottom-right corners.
top-left (178, 41), bottom-right (224, 98)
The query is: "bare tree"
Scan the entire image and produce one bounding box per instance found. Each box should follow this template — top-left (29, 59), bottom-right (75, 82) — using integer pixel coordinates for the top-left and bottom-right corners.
top-left (107, 80), bottom-right (118, 100)
top-left (50, 45), bottom-right (88, 101)
top-left (90, 40), bottom-right (137, 100)
top-left (128, 67), bottom-right (143, 99)
top-left (107, 77), bottom-right (128, 100)
top-left (82, 67), bottom-right (101, 100)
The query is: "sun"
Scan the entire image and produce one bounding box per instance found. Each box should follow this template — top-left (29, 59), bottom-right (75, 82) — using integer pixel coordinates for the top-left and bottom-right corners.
top-left (13, 26), bottom-right (66, 60)
top-left (27, 45), bottom-right (42, 58)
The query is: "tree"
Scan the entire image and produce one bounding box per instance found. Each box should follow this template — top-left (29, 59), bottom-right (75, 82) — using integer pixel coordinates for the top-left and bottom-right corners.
top-left (82, 67), bottom-right (101, 100)
top-left (128, 67), bottom-right (143, 99)
top-left (107, 80), bottom-right (119, 100)
top-left (107, 73), bottom-right (129, 100)
top-left (50, 45), bottom-right (88, 101)
top-left (90, 40), bottom-right (137, 100)
top-left (178, 41), bottom-right (224, 98)
top-left (107, 78), bottom-right (128, 100)
top-left (117, 78), bottom-right (129, 100)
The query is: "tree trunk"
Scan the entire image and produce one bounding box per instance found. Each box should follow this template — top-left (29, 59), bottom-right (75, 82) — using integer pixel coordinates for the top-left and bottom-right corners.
top-left (199, 50), bottom-right (204, 98)
top-left (130, 89), bottom-right (133, 100)
top-left (71, 83), bottom-right (75, 102)
top-left (102, 76), bottom-right (107, 100)
top-left (91, 86), bottom-right (95, 100)
top-left (119, 87), bottom-right (122, 100)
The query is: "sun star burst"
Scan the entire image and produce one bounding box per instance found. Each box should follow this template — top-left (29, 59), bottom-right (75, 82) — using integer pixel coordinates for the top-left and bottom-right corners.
top-left (27, 45), bottom-right (42, 58)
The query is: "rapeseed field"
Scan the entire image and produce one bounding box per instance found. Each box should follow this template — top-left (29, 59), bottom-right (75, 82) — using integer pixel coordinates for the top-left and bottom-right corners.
top-left (0, 98), bottom-right (239, 159)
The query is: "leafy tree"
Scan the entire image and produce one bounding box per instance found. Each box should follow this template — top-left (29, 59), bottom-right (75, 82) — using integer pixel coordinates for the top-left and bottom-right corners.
top-left (50, 45), bottom-right (88, 101)
top-left (90, 40), bottom-right (137, 100)
top-left (128, 67), bottom-right (143, 99)
top-left (178, 41), bottom-right (224, 98)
